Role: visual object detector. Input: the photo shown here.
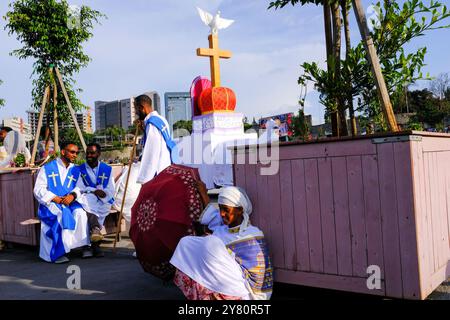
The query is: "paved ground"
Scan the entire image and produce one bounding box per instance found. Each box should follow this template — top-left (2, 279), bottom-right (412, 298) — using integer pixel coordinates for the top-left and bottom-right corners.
top-left (1, 235), bottom-right (448, 300)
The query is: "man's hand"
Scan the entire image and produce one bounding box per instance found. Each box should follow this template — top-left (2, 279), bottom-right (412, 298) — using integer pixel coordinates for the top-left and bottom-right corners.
top-left (134, 119), bottom-right (144, 132)
top-left (61, 194), bottom-right (75, 206)
top-left (94, 189), bottom-right (107, 199)
top-left (52, 196), bottom-right (63, 204)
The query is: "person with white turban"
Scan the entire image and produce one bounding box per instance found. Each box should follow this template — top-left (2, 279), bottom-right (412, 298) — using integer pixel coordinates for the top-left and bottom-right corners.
top-left (170, 182), bottom-right (273, 300)
top-left (0, 127), bottom-right (31, 171)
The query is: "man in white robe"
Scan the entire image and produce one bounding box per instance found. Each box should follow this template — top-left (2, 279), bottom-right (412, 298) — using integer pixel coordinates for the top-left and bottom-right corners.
top-left (76, 143), bottom-right (115, 257)
top-left (34, 142), bottom-right (90, 263)
top-left (134, 94), bottom-right (173, 185)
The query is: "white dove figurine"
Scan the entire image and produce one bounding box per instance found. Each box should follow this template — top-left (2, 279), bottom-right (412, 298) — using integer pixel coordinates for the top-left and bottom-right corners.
top-left (197, 7), bottom-right (234, 35)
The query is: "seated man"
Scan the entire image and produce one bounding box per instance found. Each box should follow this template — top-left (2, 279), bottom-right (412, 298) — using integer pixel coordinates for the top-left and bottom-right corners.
top-left (170, 183), bottom-right (273, 300)
top-left (34, 142), bottom-right (90, 263)
top-left (76, 143), bottom-right (115, 257)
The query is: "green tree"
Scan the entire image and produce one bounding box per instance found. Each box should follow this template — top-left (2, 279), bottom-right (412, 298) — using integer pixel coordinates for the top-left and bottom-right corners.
top-left (4, 0), bottom-right (104, 122)
top-left (290, 108), bottom-right (310, 141)
top-left (60, 127), bottom-right (94, 148)
top-left (407, 89), bottom-right (450, 128)
top-left (173, 120), bottom-right (193, 134)
top-left (270, 0), bottom-right (450, 133)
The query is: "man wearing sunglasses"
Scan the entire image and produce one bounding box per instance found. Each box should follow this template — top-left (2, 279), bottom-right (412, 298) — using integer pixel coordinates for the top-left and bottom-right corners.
top-left (34, 142), bottom-right (90, 263)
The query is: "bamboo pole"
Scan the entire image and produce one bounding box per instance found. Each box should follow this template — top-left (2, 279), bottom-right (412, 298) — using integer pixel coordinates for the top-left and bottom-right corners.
top-left (54, 67), bottom-right (87, 151)
top-left (113, 127), bottom-right (139, 252)
top-left (30, 86), bottom-right (51, 166)
top-left (352, 0), bottom-right (399, 132)
top-left (51, 72), bottom-right (59, 153)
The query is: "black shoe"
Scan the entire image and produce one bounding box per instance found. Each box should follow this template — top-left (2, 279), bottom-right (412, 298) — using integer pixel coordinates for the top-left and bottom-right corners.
top-left (55, 255), bottom-right (70, 264)
top-left (81, 246), bottom-right (93, 259)
top-left (92, 244), bottom-right (104, 258)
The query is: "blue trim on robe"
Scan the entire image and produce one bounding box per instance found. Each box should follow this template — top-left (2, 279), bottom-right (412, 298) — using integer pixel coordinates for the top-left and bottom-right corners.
top-left (38, 160), bottom-right (82, 262)
top-left (79, 162), bottom-right (115, 204)
top-left (226, 237), bottom-right (273, 294)
top-left (142, 116), bottom-right (178, 164)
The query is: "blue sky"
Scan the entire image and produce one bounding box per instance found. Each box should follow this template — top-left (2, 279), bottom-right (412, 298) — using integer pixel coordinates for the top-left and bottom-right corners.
top-left (0, 0), bottom-right (449, 128)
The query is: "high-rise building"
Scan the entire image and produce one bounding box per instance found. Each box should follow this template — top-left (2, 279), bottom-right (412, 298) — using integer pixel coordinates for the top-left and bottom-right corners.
top-left (164, 92), bottom-right (191, 131)
top-left (1, 117), bottom-right (33, 142)
top-left (95, 91), bottom-right (161, 131)
top-left (27, 109), bottom-right (92, 136)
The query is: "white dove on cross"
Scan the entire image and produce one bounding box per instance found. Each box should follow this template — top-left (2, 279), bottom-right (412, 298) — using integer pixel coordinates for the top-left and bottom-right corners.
top-left (197, 7), bottom-right (234, 35)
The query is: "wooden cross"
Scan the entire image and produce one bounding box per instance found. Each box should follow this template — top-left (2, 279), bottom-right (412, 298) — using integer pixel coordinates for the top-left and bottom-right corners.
top-left (67, 175), bottom-right (77, 188)
top-left (98, 173), bottom-right (108, 186)
top-left (48, 172), bottom-right (59, 187)
top-left (197, 34), bottom-right (232, 87)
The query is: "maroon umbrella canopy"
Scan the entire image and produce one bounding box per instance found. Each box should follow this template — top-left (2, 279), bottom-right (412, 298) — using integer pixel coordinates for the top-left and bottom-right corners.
top-left (130, 165), bottom-right (204, 281)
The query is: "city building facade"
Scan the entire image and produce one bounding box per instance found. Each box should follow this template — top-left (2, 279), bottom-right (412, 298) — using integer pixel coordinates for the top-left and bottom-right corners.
top-left (95, 91), bottom-right (161, 131)
top-left (164, 92), bottom-right (191, 131)
top-left (1, 117), bottom-right (33, 142)
top-left (27, 109), bottom-right (92, 136)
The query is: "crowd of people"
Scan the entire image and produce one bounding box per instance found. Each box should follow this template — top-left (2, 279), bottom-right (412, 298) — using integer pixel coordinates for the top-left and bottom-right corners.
top-left (1, 93), bottom-right (273, 300)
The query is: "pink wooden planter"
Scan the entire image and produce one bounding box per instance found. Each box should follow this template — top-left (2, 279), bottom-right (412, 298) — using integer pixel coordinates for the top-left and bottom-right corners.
top-left (0, 170), bottom-right (38, 246)
top-left (233, 131), bottom-right (450, 300)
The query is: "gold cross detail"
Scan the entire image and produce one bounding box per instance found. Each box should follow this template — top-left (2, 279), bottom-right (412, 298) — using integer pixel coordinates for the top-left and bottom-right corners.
top-left (98, 173), bottom-right (108, 185)
top-left (67, 175), bottom-right (77, 188)
top-left (197, 34), bottom-right (232, 88)
top-left (48, 172), bottom-right (59, 187)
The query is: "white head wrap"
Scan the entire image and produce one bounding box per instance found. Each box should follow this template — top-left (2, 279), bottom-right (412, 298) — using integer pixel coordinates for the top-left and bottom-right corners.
top-left (218, 186), bottom-right (253, 234)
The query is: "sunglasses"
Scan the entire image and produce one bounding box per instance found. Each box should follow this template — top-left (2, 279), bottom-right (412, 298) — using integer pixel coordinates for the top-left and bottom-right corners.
top-left (65, 149), bottom-right (80, 155)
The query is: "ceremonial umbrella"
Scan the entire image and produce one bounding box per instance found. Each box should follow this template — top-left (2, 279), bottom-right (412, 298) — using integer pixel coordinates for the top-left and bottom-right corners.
top-left (129, 164), bottom-right (204, 281)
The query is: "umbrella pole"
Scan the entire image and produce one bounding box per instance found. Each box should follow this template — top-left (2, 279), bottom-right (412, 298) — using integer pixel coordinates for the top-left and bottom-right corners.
top-left (113, 126), bottom-right (139, 252)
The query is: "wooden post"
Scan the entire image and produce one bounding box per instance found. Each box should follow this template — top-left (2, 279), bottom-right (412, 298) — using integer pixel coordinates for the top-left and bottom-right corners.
top-left (54, 67), bottom-right (87, 151)
top-left (30, 86), bottom-right (51, 166)
top-left (51, 72), bottom-right (59, 153)
top-left (113, 127), bottom-right (139, 252)
top-left (352, 0), bottom-right (399, 132)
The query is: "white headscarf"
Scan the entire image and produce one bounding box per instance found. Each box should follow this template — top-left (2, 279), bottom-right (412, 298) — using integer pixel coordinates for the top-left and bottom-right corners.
top-left (218, 186), bottom-right (253, 234)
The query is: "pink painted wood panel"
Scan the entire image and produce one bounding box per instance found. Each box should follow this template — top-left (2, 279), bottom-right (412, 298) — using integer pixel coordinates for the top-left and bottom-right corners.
top-left (267, 171), bottom-right (284, 269)
top-left (291, 159), bottom-right (310, 272)
top-left (361, 155), bottom-right (385, 280)
top-left (255, 164), bottom-right (271, 249)
top-left (377, 143), bottom-right (403, 298)
top-left (0, 171), bottom-right (38, 246)
top-left (279, 161), bottom-right (297, 270)
top-left (304, 159), bottom-right (324, 273)
top-left (279, 139), bottom-right (376, 160)
top-left (393, 142), bottom-right (421, 299)
top-left (317, 157), bottom-right (338, 275)
top-left (232, 132), bottom-right (450, 299)
top-left (331, 157), bottom-right (353, 277)
top-left (346, 156), bottom-right (368, 278)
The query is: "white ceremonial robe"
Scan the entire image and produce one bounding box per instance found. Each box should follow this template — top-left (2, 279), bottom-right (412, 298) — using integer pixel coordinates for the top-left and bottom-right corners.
top-left (34, 158), bottom-right (89, 262)
top-left (113, 162), bottom-right (141, 222)
top-left (0, 131), bottom-right (31, 169)
top-left (136, 111), bottom-right (172, 185)
top-left (170, 208), bottom-right (267, 300)
top-left (76, 163), bottom-right (116, 226)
